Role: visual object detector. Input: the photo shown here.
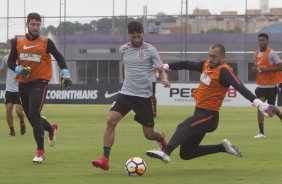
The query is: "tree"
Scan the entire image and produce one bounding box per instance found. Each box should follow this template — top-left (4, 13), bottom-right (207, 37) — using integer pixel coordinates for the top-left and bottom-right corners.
top-left (96, 18), bottom-right (112, 33)
top-left (43, 25), bottom-right (57, 35)
top-left (57, 21), bottom-right (83, 34)
top-left (82, 23), bottom-right (92, 34)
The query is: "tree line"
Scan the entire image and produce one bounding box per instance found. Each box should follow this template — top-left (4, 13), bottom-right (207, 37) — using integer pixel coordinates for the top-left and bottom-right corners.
top-left (41, 13), bottom-right (177, 35)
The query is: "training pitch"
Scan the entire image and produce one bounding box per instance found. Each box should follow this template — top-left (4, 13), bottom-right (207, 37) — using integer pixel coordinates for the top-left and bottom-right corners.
top-left (0, 104), bottom-right (281, 184)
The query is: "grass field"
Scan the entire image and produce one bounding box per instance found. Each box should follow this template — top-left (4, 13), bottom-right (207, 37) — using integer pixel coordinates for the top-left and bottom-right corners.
top-left (0, 104), bottom-right (282, 184)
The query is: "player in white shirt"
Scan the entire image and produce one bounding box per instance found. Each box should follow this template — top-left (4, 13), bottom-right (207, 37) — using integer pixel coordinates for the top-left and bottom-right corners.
top-left (92, 20), bottom-right (170, 171)
top-left (0, 38), bottom-right (26, 136)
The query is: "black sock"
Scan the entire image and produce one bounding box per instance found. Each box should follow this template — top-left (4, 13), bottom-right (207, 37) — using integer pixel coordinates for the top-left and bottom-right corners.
top-left (158, 133), bottom-right (164, 142)
top-left (259, 124), bottom-right (264, 134)
top-left (103, 147), bottom-right (111, 159)
top-left (163, 146), bottom-right (173, 156)
top-left (33, 126), bottom-right (44, 150)
top-left (9, 126), bottom-right (15, 131)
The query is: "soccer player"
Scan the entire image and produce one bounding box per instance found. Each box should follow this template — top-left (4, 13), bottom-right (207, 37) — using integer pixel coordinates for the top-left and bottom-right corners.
top-left (92, 20), bottom-right (170, 171)
top-left (8, 12), bottom-right (72, 164)
top-left (146, 43), bottom-right (277, 163)
top-left (0, 38), bottom-right (26, 136)
top-left (252, 33), bottom-right (282, 138)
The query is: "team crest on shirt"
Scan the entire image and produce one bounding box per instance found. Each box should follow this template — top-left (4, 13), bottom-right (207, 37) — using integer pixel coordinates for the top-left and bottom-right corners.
top-left (137, 50), bottom-right (146, 59)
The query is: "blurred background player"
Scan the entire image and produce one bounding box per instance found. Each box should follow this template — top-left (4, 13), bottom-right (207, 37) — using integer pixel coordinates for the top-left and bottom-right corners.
top-left (8, 12), bottom-right (72, 164)
top-left (152, 67), bottom-right (158, 118)
top-left (147, 41), bottom-right (158, 118)
top-left (251, 33), bottom-right (282, 139)
top-left (0, 38), bottom-right (26, 136)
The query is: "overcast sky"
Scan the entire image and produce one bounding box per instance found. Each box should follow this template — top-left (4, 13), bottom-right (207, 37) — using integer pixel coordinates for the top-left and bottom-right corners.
top-left (0, 0), bottom-right (282, 42)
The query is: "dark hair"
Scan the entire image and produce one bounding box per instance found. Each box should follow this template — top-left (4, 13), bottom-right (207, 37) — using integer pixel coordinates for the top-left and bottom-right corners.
top-left (127, 21), bottom-right (144, 34)
top-left (27, 12), bottom-right (41, 23)
top-left (211, 43), bottom-right (226, 56)
top-left (10, 38), bottom-right (16, 45)
top-left (258, 33), bottom-right (269, 40)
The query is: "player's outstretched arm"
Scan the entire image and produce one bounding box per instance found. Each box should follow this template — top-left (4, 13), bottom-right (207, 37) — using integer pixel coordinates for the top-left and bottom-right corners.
top-left (163, 60), bottom-right (204, 72)
top-left (253, 99), bottom-right (277, 118)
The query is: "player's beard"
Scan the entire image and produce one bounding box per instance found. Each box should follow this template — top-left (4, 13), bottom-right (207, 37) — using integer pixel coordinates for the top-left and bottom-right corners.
top-left (27, 28), bottom-right (39, 38)
top-left (209, 60), bottom-right (221, 69)
top-left (131, 39), bottom-right (143, 47)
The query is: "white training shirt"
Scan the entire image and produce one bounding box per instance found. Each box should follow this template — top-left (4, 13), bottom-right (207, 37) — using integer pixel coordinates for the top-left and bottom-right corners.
top-left (0, 55), bottom-right (19, 92)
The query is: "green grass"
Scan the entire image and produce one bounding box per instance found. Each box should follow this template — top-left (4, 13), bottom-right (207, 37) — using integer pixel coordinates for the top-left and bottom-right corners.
top-left (0, 105), bottom-right (282, 184)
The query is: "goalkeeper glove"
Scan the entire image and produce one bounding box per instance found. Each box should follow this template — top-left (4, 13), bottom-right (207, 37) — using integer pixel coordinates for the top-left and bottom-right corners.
top-left (15, 65), bottom-right (31, 79)
top-left (253, 99), bottom-right (277, 118)
top-left (60, 69), bottom-right (72, 88)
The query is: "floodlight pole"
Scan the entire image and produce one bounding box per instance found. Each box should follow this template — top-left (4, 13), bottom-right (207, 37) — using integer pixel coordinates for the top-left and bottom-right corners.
top-left (64, 0), bottom-right (66, 56)
top-left (7, 0), bottom-right (9, 42)
top-left (112, 0), bottom-right (115, 34)
top-left (185, 0), bottom-right (188, 60)
top-left (180, 0), bottom-right (183, 60)
top-left (59, 0), bottom-right (62, 52)
top-left (124, 0), bottom-right (127, 41)
top-left (24, 0), bottom-right (26, 34)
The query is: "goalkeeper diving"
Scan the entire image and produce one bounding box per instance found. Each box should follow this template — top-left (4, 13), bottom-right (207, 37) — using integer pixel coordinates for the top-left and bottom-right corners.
top-left (146, 43), bottom-right (278, 164)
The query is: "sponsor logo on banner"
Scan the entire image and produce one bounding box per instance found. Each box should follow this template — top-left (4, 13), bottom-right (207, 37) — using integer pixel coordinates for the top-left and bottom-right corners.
top-left (156, 83), bottom-right (259, 106)
top-left (46, 90), bottom-right (98, 99)
top-left (105, 91), bottom-right (120, 98)
top-left (0, 84), bottom-right (122, 104)
top-left (0, 83), bottom-right (278, 106)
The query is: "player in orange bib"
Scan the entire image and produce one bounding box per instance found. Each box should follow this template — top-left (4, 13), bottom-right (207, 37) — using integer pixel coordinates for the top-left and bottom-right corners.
top-left (8, 12), bottom-right (72, 164)
top-left (251, 33), bottom-right (282, 139)
top-left (146, 43), bottom-right (277, 163)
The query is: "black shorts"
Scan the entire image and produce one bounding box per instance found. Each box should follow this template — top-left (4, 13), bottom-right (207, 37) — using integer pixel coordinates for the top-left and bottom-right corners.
top-left (110, 93), bottom-right (154, 127)
top-left (4, 91), bottom-right (22, 104)
top-left (255, 86), bottom-right (278, 105)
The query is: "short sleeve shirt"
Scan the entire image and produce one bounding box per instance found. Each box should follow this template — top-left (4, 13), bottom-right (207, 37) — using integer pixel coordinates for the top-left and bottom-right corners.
top-left (119, 42), bottom-right (163, 98)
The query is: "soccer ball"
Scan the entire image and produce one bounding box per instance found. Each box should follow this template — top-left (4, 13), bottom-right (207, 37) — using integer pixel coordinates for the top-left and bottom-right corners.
top-left (125, 157), bottom-right (146, 176)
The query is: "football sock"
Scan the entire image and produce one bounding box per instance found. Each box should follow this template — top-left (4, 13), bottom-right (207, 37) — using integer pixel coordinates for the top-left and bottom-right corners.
top-left (259, 124), bottom-right (264, 134)
top-left (9, 126), bottom-right (15, 131)
top-left (33, 124), bottom-right (44, 150)
top-left (103, 147), bottom-right (111, 159)
top-left (163, 146), bottom-right (173, 156)
top-left (158, 133), bottom-right (164, 142)
top-left (42, 118), bottom-right (52, 133)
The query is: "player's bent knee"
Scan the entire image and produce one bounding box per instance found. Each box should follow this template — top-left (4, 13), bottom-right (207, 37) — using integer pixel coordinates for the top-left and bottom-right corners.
top-left (179, 152), bottom-right (192, 160)
top-left (106, 116), bottom-right (119, 127)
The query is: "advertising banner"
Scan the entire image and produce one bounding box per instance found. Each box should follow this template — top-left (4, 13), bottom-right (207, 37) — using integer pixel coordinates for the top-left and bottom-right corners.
top-left (0, 84), bottom-right (122, 104)
top-left (0, 83), bottom-right (278, 106)
top-left (156, 83), bottom-right (259, 106)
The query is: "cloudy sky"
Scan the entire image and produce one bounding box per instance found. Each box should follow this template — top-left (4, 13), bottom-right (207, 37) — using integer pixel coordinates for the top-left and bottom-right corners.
top-left (0, 0), bottom-right (282, 42)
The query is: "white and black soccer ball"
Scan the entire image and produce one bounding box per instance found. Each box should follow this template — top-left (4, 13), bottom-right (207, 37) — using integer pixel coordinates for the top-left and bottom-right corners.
top-left (125, 157), bottom-right (146, 176)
